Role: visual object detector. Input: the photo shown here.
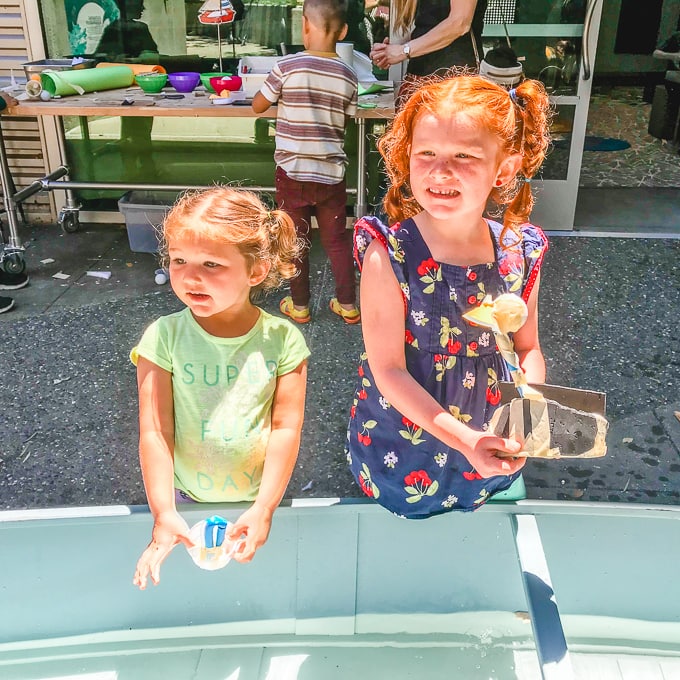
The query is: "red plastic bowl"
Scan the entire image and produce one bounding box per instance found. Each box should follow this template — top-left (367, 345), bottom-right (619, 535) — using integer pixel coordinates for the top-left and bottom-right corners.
top-left (209, 75), bottom-right (243, 93)
top-left (168, 71), bottom-right (200, 93)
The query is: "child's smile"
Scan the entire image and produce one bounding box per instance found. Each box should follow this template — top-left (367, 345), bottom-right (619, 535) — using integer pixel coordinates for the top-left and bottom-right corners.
top-left (409, 111), bottom-right (505, 222)
top-left (427, 187), bottom-right (460, 198)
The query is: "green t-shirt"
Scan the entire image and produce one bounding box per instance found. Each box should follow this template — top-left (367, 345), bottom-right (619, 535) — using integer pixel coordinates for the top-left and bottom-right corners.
top-left (131, 308), bottom-right (310, 502)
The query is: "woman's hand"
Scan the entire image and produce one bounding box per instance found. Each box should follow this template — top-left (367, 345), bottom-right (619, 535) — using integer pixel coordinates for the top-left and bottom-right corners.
top-left (227, 504), bottom-right (273, 564)
top-left (456, 427), bottom-right (526, 478)
top-left (370, 38), bottom-right (408, 69)
top-left (133, 510), bottom-right (193, 590)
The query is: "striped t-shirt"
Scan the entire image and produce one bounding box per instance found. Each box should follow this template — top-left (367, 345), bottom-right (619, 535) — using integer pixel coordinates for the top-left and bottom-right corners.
top-left (259, 51), bottom-right (358, 184)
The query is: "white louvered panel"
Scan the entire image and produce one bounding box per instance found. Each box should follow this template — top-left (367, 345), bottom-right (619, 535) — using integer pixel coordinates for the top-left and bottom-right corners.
top-left (0, 2), bottom-right (22, 16)
top-left (0, 1), bottom-right (54, 223)
top-left (2, 119), bottom-right (39, 131)
top-left (0, 40), bottom-right (28, 55)
top-left (4, 138), bottom-right (42, 151)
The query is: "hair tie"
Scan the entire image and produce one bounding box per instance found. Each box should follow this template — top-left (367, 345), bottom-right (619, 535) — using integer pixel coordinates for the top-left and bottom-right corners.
top-left (524, 177), bottom-right (532, 184)
top-left (266, 210), bottom-right (279, 234)
top-left (509, 88), bottom-right (526, 112)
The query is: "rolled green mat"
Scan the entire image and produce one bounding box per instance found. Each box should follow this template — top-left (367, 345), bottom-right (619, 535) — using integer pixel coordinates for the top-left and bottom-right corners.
top-left (40, 66), bottom-right (134, 96)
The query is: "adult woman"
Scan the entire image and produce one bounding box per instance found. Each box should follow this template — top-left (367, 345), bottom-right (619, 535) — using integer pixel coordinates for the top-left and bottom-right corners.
top-left (369, 0), bottom-right (487, 77)
top-left (94, 0), bottom-right (159, 181)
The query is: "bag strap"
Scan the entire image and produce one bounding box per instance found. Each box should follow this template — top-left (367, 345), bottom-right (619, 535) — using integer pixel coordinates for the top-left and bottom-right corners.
top-left (494, 0), bottom-right (513, 50)
top-left (490, 0), bottom-right (512, 49)
top-left (471, 0), bottom-right (514, 69)
top-left (470, 30), bottom-right (481, 69)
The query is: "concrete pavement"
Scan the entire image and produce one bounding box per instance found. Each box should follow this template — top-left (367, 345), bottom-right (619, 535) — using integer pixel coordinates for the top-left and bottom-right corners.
top-left (0, 219), bottom-right (679, 509)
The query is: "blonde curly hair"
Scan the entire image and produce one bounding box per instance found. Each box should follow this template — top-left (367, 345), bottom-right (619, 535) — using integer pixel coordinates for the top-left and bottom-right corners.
top-left (161, 186), bottom-right (301, 296)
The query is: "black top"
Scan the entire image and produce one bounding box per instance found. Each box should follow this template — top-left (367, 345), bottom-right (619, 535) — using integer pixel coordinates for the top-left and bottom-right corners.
top-left (95, 19), bottom-right (158, 60)
top-left (408, 0), bottom-right (487, 76)
top-left (345, 0), bottom-right (371, 54)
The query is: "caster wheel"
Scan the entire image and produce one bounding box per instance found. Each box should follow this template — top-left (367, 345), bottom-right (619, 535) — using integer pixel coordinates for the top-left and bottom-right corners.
top-left (3, 253), bottom-right (26, 275)
top-left (59, 211), bottom-right (80, 234)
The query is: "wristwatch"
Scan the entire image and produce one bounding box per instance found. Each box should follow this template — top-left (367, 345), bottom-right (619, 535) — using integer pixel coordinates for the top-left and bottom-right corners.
top-left (402, 43), bottom-right (411, 59)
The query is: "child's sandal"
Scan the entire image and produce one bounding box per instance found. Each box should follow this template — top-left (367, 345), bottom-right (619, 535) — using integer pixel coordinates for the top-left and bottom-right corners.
top-left (280, 296), bottom-right (311, 324)
top-left (329, 297), bottom-right (361, 325)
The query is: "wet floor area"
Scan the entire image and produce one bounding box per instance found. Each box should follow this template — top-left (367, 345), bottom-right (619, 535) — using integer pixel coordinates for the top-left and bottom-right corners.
top-left (0, 218), bottom-right (679, 510)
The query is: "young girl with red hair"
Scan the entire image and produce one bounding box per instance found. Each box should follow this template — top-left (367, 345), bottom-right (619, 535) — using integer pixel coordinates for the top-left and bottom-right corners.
top-left (346, 74), bottom-right (552, 518)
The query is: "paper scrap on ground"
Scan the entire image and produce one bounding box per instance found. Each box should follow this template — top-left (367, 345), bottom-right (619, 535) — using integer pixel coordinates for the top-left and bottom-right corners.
top-left (40, 258), bottom-right (55, 264)
top-left (52, 272), bottom-right (70, 279)
top-left (86, 270), bottom-right (112, 279)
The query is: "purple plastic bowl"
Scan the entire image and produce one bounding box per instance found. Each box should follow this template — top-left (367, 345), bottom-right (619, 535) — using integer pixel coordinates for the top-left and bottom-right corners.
top-left (168, 71), bottom-right (200, 93)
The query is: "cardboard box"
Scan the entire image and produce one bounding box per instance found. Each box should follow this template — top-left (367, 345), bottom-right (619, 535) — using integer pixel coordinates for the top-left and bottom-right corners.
top-left (117, 191), bottom-right (180, 253)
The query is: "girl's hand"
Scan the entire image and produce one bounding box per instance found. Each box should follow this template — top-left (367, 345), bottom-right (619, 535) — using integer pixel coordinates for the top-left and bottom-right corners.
top-left (457, 429), bottom-right (526, 479)
top-left (133, 510), bottom-right (193, 590)
top-left (226, 504), bottom-right (273, 564)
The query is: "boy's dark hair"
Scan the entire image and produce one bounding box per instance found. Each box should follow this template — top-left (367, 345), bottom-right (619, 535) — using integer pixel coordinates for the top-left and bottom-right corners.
top-left (303, 0), bottom-right (347, 35)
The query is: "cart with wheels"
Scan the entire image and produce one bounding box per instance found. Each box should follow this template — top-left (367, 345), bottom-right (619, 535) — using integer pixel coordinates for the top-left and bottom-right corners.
top-left (0, 116), bottom-right (69, 274)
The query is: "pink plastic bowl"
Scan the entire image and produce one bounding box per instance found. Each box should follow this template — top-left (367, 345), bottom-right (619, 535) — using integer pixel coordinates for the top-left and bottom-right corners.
top-left (168, 71), bottom-right (201, 93)
top-left (209, 75), bottom-right (243, 93)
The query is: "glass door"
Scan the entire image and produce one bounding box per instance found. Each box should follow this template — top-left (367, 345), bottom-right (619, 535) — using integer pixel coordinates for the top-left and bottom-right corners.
top-left (482, 0), bottom-right (605, 229)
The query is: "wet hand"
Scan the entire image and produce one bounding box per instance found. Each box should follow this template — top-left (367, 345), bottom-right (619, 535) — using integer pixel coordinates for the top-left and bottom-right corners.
top-left (133, 510), bottom-right (193, 590)
top-left (227, 504), bottom-right (273, 564)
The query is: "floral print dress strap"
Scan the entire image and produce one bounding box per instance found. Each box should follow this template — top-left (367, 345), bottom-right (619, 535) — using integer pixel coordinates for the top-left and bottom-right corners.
top-left (490, 221), bottom-right (549, 301)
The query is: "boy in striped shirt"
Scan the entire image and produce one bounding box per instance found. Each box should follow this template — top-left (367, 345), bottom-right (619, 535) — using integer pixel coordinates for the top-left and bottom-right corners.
top-left (252, 0), bottom-right (360, 325)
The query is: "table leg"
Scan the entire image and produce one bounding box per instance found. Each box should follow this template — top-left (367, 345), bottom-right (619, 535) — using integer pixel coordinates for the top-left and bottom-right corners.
top-left (355, 117), bottom-right (366, 218)
top-left (0, 118), bottom-right (21, 248)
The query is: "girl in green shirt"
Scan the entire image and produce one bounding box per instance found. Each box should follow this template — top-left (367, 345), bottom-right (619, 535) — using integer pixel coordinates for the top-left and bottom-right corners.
top-left (132, 187), bottom-right (310, 589)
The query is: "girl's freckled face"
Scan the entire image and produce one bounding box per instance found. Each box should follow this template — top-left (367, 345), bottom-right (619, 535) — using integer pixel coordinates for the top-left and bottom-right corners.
top-left (409, 111), bottom-right (504, 222)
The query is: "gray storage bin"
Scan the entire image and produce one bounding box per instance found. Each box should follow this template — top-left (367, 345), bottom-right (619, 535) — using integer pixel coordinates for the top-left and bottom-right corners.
top-left (117, 191), bottom-right (179, 253)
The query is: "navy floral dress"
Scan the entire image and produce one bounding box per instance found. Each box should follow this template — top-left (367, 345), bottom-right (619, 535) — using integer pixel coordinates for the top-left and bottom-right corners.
top-left (346, 216), bottom-right (548, 518)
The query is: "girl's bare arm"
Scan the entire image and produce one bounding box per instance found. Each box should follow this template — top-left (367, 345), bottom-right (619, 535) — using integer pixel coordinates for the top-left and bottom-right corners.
top-left (136, 356), bottom-right (176, 517)
top-left (133, 358), bottom-right (192, 589)
top-left (360, 240), bottom-right (523, 477)
top-left (228, 360), bottom-right (308, 561)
